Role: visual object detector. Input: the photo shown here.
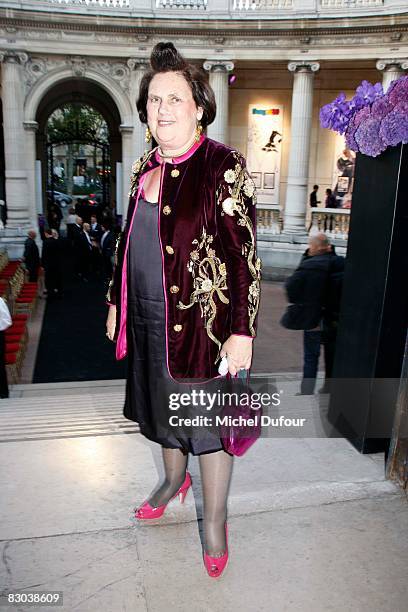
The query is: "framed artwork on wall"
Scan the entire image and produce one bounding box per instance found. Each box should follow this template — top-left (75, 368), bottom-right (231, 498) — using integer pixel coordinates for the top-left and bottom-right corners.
top-left (247, 105), bottom-right (283, 205)
top-left (251, 172), bottom-right (262, 188)
top-left (263, 173), bottom-right (275, 189)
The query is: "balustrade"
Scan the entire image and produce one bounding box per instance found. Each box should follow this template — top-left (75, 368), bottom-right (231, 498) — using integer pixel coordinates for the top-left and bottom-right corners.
top-left (23, 0), bottom-right (403, 15)
top-left (257, 206), bottom-right (282, 234)
top-left (310, 208), bottom-right (350, 239)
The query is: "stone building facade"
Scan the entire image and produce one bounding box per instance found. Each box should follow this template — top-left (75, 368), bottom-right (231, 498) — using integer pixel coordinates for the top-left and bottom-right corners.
top-left (0, 0), bottom-right (407, 261)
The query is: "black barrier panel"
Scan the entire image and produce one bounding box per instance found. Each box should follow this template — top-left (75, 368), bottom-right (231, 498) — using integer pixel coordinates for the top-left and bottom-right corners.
top-left (329, 143), bottom-right (408, 453)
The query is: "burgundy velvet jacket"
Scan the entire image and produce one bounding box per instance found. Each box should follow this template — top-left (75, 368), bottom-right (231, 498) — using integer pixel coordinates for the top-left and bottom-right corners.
top-left (107, 135), bottom-right (262, 381)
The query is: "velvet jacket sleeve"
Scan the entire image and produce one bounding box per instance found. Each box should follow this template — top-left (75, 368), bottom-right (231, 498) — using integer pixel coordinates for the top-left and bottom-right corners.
top-left (215, 150), bottom-right (262, 338)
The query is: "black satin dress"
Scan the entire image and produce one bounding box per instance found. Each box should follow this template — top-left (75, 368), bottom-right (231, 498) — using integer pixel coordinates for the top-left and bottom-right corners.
top-left (123, 196), bottom-right (224, 455)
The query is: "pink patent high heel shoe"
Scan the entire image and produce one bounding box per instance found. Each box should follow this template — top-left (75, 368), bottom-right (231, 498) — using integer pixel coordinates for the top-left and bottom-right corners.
top-left (203, 522), bottom-right (228, 579)
top-left (134, 471), bottom-right (192, 520)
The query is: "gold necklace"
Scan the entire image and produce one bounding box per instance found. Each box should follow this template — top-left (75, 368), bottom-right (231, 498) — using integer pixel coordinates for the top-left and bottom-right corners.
top-left (158, 137), bottom-right (197, 160)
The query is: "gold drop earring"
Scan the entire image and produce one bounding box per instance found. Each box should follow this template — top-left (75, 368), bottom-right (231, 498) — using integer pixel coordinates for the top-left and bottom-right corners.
top-left (195, 121), bottom-right (203, 142)
top-left (145, 126), bottom-right (152, 143)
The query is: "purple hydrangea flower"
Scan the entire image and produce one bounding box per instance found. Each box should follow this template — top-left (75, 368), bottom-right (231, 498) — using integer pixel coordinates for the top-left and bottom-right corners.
top-left (370, 96), bottom-right (394, 120)
top-left (379, 105), bottom-right (408, 147)
top-left (321, 76), bottom-right (407, 157)
top-left (345, 106), bottom-right (371, 151)
top-left (388, 75), bottom-right (408, 107)
top-left (319, 93), bottom-right (352, 134)
top-left (354, 117), bottom-right (387, 157)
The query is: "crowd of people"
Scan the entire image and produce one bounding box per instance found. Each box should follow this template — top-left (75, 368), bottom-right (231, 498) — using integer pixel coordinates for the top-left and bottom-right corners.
top-left (23, 207), bottom-right (116, 300)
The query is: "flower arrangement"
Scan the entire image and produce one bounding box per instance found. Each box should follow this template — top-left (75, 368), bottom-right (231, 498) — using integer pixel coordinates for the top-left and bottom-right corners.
top-left (320, 76), bottom-right (408, 157)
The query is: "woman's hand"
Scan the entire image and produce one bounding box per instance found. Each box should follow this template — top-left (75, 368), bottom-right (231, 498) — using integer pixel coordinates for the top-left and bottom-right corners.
top-left (220, 335), bottom-right (253, 376)
top-left (106, 305), bottom-right (116, 341)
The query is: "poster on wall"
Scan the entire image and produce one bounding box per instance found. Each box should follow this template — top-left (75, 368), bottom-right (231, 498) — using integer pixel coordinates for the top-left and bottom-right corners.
top-left (247, 105), bottom-right (283, 205)
top-left (332, 134), bottom-right (356, 209)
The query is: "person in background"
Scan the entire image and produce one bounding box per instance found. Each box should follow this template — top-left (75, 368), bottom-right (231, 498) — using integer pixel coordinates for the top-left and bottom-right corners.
top-left (308, 184), bottom-right (321, 231)
top-left (100, 222), bottom-right (114, 286)
top-left (23, 230), bottom-right (40, 282)
top-left (0, 199), bottom-right (7, 228)
top-left (89, 214), bottom-right (103, 241)
top-left (41, 229), bottom-right (63, 299)
top-left (325, 188), bottom-right (338, 209)
top-left (48, 204), bottom-right (62, 231)
top-left (72, 217), bottom-right (91, 280)
top-left (89, 215), bottom-right (103, 275)
top-left (66, 207), bottom-right (77, 246)
top-left (0, 297), bottom-right (12, 398)
top-left (310, 184), bottom-right (320, 208)
top-left (283, 233), bottom-right (344, 395)
top-left (82, 222), bottom-right (93, 278)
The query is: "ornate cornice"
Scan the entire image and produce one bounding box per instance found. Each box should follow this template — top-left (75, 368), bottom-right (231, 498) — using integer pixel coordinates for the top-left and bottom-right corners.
top-left (1, 11), bottom-right (407, 39)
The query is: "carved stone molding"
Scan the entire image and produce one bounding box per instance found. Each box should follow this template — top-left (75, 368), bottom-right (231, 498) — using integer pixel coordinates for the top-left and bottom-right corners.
top-left (69, 55), bottom-right (87, 77)
top-left (92, 60), bottom-right (130, 93)
top-left (20, 54), bottom-right (134, 99)
top-left (23, 55), bottom-right (65, 96)
top-left (127, 58), bottom-right (149, 71)
top-left (119, 124), bottom-right (133, 134)
top-left (203, 59), bottom-right (234, 73)
top-left (376, 58), bottom-right (408, 71)
top-left (23, 120), bottom-right (39, 132)
top-left (288, 61), bottom-right (320, 73)
top-left (0, 50), bottom-right (29, 65)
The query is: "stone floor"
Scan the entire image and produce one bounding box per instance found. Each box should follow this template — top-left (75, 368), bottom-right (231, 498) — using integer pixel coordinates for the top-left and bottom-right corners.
top-left (0, 381), bottom-right (407, 612)
top-left (1, 281), bottom-right (407, 611)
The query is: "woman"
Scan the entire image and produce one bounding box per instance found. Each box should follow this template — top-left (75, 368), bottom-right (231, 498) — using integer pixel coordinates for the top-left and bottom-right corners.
top-left (0, 296), bottom-right (12, 398)
top-left (106, 42), bottom-right (261, 578)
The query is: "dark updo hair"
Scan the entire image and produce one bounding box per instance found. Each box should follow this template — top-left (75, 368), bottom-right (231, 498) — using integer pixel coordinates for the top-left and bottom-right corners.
top-left (136, 42), bottom-right (216, 128)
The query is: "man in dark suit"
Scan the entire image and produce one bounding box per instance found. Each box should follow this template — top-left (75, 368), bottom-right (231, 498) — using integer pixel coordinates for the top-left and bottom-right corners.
top-left (89, 214), bottom-right (103, 275)
top-left (23, 230), bottom-right (40, 282)
top-left (283, 233), bottom-right (345, 395)
top-left (89, 214), bottom-right (103, 241)
top-left (72, 216), bottom-right (92, 280)
top-left (41, 229), bottom-right (63, 298)
top-left (309, 184), bottom-right (320, 208)
top-left (100, 223), bottom-right (114, 287)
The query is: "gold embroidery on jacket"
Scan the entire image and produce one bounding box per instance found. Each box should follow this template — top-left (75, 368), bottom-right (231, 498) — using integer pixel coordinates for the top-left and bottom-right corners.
top-left (129, 149), bottom-right (155, 197)
top-left (217, 151), bottom-right (262, 336)
top-left (176, 228), bottom-right (229, 362)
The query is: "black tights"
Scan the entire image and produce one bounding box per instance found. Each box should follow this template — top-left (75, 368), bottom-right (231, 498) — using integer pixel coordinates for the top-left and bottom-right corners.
top-left (147, 447), bottom-right (233, 557)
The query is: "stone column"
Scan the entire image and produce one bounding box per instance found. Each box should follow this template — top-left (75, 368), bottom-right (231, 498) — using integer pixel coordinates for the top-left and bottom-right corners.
top-left (0, 51), bottom-right (31, 230)
top-left (23, 120), bottom-right (40, 230)
top-left (127, 58), bottom-right (149, 160)
top-left (376, 59), bottom-right (408, 93)
top-left (283, 61), bottom-right (320, 234)
top-left (203, 60), bottom-right (234, 145)
top-left (119, 124), bottom-right (134, 220)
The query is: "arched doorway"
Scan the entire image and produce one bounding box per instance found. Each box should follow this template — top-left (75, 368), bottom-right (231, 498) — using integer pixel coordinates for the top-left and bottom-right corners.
top-left (45, 103), bottom-right (112, 227)
top-left (35, 78), bottom-right (122, 223)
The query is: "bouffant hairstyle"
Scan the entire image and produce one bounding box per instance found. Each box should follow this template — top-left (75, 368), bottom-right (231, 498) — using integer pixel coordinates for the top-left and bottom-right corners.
top-left (136, 42), bottom-right (216, 128)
